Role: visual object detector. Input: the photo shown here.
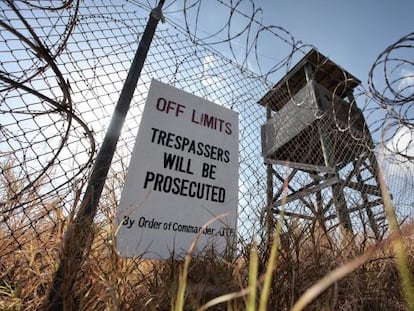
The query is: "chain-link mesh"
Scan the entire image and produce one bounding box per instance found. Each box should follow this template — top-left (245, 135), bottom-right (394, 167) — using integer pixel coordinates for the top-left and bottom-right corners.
top-left (1, 0), bottom-right (413, 309)
top-left (260, 67), bottom-right (394, 241)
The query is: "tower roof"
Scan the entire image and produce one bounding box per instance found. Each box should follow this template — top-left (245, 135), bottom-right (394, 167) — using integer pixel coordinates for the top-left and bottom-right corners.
top-left (258, 49), bottom-right (361, 111)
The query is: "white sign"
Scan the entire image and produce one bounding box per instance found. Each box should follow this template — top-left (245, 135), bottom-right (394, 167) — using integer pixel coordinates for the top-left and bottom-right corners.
top-left (116, 80), bottom-right (239, 259)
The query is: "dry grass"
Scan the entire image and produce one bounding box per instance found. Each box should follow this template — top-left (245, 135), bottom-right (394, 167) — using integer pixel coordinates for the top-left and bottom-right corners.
top-left (0, 167), bottom-right (413, 310)
top-left (1, 213), bottom-right (413, 310)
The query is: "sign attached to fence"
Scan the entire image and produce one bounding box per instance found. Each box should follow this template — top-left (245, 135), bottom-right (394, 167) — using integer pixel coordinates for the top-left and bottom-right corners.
top-left (116, 80), bottom-right (239, 259)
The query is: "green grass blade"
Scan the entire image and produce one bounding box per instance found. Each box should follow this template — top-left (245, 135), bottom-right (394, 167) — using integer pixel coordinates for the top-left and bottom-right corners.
top-left (246, 243), bottom-right (258, 311)
top-left (259, 212), bottom-right (284, 311)
top-left (378, 162), bottom-right (414, 310)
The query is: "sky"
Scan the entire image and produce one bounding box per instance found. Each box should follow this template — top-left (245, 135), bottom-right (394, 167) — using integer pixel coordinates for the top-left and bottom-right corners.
top-left (161, 0), bottom-right (414, 155)
top-left (2, 1), bottom-right (412, 189)
top-left (259, 1), bottom-right (413, 84)
top-left (158, 0), bottom-right (414, 217)
top-left (3, 0), bottom-right (412, 172)
top-left (259, 1), bottom-right (414, 160)
top-left (163, 0), bottom-right (413, 87)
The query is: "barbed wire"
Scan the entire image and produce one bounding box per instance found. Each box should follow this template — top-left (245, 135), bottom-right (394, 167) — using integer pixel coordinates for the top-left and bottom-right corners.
top-left (368, 31), bottom-right (414, 163)
top-left (0, 0), bottom-right (96, 213)
top-left (0, 1), bottom-right (413, 309)
top-left (0, 1), bottom-right (413, 299)
top-left (160, 0), bottom-right (305, 82)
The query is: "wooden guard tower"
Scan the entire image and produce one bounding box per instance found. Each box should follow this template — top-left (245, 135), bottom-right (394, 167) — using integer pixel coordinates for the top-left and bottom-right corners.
top-left (259, 49), bottom-right (389, 239)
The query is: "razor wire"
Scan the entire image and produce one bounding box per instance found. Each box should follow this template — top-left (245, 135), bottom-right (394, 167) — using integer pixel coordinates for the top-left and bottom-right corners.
top-left (0, 0), bottom-right (279, 258)
top-left (368, 31), bottom-right (414, 162)
top-left (0, 0), bottom-right (413, 307)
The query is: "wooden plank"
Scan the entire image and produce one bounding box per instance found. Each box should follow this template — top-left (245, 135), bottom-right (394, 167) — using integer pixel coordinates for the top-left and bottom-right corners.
top-left (271, 169), bottom-right (297, 202)
top-left (264, 158), bottom-right (335, 174)
top-left (274, 176), bottom-right (339, 207)
top-left (272, 169), bottom-right (316, 213)
top-left (344, 180), bottom-right (381, 196)
top-left (325, 198), bottom-right (383, 221)
top-left (273, 209), bottom-right (314, 221)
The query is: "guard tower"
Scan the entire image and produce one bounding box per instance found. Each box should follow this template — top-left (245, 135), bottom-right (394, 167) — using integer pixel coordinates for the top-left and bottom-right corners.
top-left (259, 49), bottom-right (388, 240)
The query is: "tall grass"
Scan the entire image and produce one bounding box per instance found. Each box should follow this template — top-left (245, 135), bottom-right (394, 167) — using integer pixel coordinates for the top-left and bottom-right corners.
top-left (1, 166), bottom-right (413, 310)
top-left (1, 212), bottom-right (413, 310)
top-left (377, 162), bottom-right (414, 310)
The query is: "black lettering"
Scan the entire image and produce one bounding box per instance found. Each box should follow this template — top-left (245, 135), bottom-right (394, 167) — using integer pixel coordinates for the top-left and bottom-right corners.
top-left (149, 129), bottom-right (231, 163)
top-left (210, 145), bottom-right (217, 160)
top-left (217, 119), bottom-right (224, 132)
top-left (188, 181), bottom-right (196, 197)
top-left (219, 187), bottom-right (225, 202)
top-left (157, 129), bottom-right (166, 145)
top-left (122, 216), bottom-right (129, 225)
top-left (156, 97), bottom-right (167, 111)
top-left (142, 171), bottom-right (226, 203)
top-left (211, 186), bottom-right (218, 202)
top-left (225, 122), bottom-right (232, 135)
top-left (180, 179), bottom-right (189, 196)
top-left (201, 163), bottom-right (216, 180)
top-left (224, 150), bottom-right (230, 163)
top-left (143, 171), bottom-right (155, 189)
top-left (163, 152), bottom-right (176, 170)
top-left (217, 148), bottom-right (223, 162)
top-left (196, 142), bottom-right (204, 156)
top-left (154, 173), bottom-right (164, 191)
top-left (174, 134), bottom-right (182, 149)
top-left (182, 137), bottom-right (190, 151)
top-left (138, 216), bottom-right (146, 227)
top-left (197, 182), bottom-right (204, 199)
top-left (150, 128), bottom-right (160, 143)
top-left (191, 109), bottom-right (200, 124)
top-left (166, 132), bottom-right (175, 148)
top-left (203, 144), bottom-right (211, 158)
top-left (188, 140), bottom-right (196, 153)
top-left (203, 114), bottom-right (215, 129)
top-left (172, 177), bottom-right (181, 194)
top-left (163, 175), bottom-right (172, 192)
top-left (204, 183), bottom-right (212, 198)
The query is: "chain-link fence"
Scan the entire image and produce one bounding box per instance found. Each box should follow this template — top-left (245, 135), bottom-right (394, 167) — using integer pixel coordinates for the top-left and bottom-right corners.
top-left (1, 0), bottom-right (270, 251)
top-left (1, 0), bottom-right (413, 309)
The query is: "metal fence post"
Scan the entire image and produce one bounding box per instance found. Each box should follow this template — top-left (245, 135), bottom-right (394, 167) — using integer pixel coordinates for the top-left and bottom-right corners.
top-left (46, 1), bottom-right (165, 309)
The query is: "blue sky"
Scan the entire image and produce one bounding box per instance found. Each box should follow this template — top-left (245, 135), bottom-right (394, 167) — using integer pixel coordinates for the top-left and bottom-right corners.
top-left (162, 0), bottom-right (413, 154)
top-left (259, 1), bottom-right (413, 84)
top-left (165, 0), bottom-right (413, 86)
top-left (159, 0), bottom-right (414, 217)
top-left (1, 0), bottom-right (411, 237)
